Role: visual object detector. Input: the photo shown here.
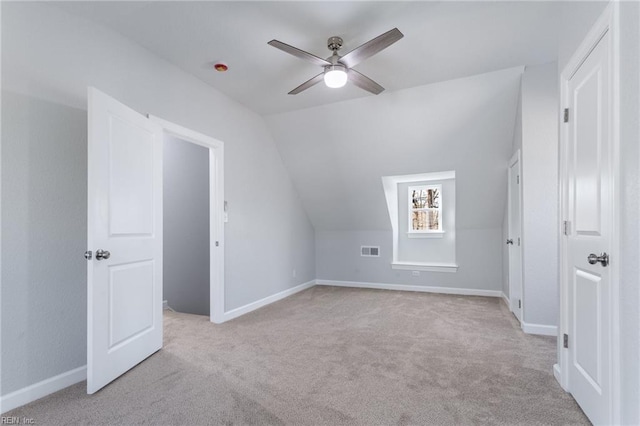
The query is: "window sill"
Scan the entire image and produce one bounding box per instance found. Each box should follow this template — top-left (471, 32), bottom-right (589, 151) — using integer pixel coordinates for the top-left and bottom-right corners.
top-left (407, 231), bottom-right (445, 239)
top-left (392, 262), bottom-right (458, 273)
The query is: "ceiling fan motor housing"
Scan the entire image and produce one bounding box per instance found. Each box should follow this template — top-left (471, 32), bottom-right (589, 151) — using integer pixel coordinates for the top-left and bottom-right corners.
top-left (327, 36), bottom-right (343, 52)
top-left (268, 28), bottom-right (403, 95)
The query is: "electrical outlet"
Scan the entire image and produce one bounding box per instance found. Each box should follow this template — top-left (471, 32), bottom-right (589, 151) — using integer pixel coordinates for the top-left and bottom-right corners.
top-left (412, 271), bottom-right (420, 277)
top-left (292, 269), bottom-right (296, 278)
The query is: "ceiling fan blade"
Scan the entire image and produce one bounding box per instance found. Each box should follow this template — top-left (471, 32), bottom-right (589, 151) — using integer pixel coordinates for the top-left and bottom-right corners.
top-left (268, 40), bottom-right (331, 67)
top-left (289, 72), bottom-right (325, 95)
top-left (349, 69), bottom-right (384, 95)
top-left (339, 28), bottom-right (404, 68)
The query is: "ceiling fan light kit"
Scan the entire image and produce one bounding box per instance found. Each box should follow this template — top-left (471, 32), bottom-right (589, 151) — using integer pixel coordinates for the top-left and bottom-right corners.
top-left (268, 28), bottom-right (403, 95)
top-left (324, 64), bottom-right (348, 88)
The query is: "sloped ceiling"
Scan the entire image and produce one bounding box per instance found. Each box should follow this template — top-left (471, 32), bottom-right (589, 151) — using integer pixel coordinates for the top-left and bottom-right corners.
top-left (54, 1), bottom-right (560, 115)
top-left (265, 67), bottom-right (523, 231)
top-left (45, 2), bottom-right (540, 234)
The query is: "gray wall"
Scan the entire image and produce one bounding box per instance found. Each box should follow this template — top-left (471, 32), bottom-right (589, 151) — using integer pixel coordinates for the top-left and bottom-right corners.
top-left (520, 62), bottom-right (559, 327)
top-left (1, 92), bottom-right (88, 395)
top-left (272, 68), bottom-right (521, 295)
top-left (503, 63), bottom-right (558, 328)
top-left (1, 2), bottom-right (315, 397)
top-left (316, 228), bottom-right (502, 291)
top-left (163, 136), bottom-right (210, 316)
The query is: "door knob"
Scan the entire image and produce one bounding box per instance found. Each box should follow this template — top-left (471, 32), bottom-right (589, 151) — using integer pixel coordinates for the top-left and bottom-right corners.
top-left (587, 252), bottom-right (609, 267)
top-left (95, 249), bottom-right (111, 261)
top-left (506, 239), bottom-right (514, 245)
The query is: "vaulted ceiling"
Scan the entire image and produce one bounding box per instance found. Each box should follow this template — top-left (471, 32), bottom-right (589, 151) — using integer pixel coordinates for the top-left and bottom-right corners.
top-left (55, 1), bottom-right (562, 115)
top-left (266, 67), bottom-right (523, 231)
top-left (51, 1), bottom-right (565, 232)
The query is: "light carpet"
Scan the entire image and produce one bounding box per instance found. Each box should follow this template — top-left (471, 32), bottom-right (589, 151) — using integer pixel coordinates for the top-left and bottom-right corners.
top-left (6, 286), bottom-right (588, 425)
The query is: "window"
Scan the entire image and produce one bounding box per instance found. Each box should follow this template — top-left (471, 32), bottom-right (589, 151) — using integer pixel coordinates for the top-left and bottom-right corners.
top-left (408, 184), bottom-right (442, 233)
top-left (382, 171), bottom-right (457, 272)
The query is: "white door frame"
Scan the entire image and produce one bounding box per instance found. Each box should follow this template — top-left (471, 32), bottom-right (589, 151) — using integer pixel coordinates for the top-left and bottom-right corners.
top-left (557, 2), bottom-right (620, 422)
top-left (149, 115), bottom-right (225, 324)
top-left (507, 149), bottom-right (524, 321)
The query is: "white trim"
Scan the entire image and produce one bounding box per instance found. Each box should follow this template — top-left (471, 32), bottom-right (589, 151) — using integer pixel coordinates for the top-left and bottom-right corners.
top-left (0, 366), bottom-right (86, 414)
top-left (315, 279), bottom-right (501, 297)
top-left (522, 322), bottom-right (558, 337)
top-left (407, 231), bottom-right (445, 239)
top-left (384, 170), bottom-right (456, 185)
top-left (501, 292), bottom-right (510, 308)
top-left (553, 364), bottom-right (567, 391)
top-left (148, 115), bottom-right (225, 325)
top-left (391, 262), bottom-right (458, 273)
top-left (558, 3), bottom-right (619, 421)
top-left (221, 280), bottom-right (315, 323)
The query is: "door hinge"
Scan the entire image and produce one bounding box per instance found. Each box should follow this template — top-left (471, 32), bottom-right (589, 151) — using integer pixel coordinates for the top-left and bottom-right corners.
top-left (563, 220), bottom-right (571, 236)
top-left (563, 333), bottom-right (569, 349)
top-left (215, 241), bottom-right (219, 247)
top-left (564, 108), bottom-right (569, 123)
top-left (518, 299), bottom-right (521, 309)
top-left (517, 175), bottom-right (520, 184)
top-left (517, 237), bottom-right (520, 246)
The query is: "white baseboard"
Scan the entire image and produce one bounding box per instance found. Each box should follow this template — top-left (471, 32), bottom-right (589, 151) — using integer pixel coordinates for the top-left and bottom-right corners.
top-left (0, 365), bottom-right (86, 414)
top-left (553, 364), bottom-right (563, 386)
top-left (522, 322), bottom-right (558, 336)
top-left (221, 280), bottom-right (315, 322)
top-left (315, 279), bottom-right (503, 298)
top-left (500, 292), bottom-right (510, 308)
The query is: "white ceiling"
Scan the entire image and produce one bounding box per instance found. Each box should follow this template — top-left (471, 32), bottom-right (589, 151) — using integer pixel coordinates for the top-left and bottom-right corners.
top-left (55, 1), bottom-right (561, 115)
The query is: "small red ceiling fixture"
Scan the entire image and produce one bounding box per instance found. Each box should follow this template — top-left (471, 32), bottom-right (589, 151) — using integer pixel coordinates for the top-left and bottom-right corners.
top-left (214, 63), bottom-right (228, 72)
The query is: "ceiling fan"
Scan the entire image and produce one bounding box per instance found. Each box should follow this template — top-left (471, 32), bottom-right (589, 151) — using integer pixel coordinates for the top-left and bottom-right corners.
top-left (268, 28), bottom-right (404, 95)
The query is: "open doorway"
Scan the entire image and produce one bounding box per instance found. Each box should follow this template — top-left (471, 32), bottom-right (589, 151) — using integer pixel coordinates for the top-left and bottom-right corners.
top-left (163, 136), bottom-right (210, 316)
top-left (150, 115), bottom-right (225, 324)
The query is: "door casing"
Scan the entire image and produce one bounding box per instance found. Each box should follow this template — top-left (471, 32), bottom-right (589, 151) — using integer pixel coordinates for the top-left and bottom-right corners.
top-left (507, 150), bottom-right (524, 323)
top-left (557, 2), bottom-right (621, 423)
top-left (149, 115), bottom-right (225, 324)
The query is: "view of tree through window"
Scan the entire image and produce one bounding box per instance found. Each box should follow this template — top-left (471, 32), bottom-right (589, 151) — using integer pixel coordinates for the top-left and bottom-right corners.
top-left (409, 186), bottom-right (441, 232)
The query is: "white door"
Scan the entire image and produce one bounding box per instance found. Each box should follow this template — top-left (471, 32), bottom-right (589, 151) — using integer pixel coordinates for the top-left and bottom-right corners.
top-left (565, 30), bottom-right (612, 424)
top-left (87, 88), bottom-right (163, 394)
top-left (507, 152), bottom-right (523, 322)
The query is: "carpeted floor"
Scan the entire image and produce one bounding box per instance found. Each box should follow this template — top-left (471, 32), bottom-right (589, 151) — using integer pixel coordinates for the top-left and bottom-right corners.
top-left (6, 286), bottom-right (588, 425)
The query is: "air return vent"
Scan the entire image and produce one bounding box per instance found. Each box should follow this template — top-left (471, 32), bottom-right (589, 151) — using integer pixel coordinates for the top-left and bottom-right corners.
top-left (361, 246), bottom-right (380, 257)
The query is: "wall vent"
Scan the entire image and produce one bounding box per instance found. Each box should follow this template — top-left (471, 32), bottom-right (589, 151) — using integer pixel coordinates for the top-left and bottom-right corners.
top-left (361, 246), bottom-right (380, 257)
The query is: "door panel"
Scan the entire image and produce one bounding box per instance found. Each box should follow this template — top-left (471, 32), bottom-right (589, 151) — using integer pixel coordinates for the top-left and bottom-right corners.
top-left (574, 68), bottom-right (603, 236)
top-left (109, 261), bottom-right (155, 349)
top-left (88, 88), bottom-right (163, 394)
top-left (574, 268), bottom-right (601, 388)
top-left (109, 116), bottom-right (156, 235)
top-left (566, 30), bottom-right (611, 424)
